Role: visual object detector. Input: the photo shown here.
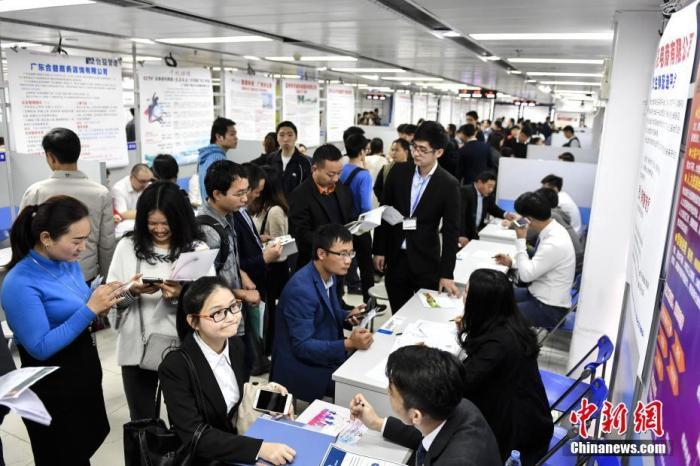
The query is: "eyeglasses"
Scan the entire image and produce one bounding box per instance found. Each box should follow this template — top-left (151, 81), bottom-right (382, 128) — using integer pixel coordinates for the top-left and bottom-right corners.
top-left (191, 300), bottom-right (242, 323)
top-left (231, 188), bottom-right (250, 198)
top-left (410, 143), bottom-right (434, 155)
top-left (324, 249), bottom-right (356, 259)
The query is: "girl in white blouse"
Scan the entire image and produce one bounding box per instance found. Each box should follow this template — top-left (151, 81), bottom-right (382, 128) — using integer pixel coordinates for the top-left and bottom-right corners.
top-left (108, 181), bottom-right (212, 421)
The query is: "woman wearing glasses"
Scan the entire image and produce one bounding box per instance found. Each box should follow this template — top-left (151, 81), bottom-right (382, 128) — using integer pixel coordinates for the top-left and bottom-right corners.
top-left (107, 181), bottom-right (212, 421)
top-left (159, 276), bottom-right (296, 465)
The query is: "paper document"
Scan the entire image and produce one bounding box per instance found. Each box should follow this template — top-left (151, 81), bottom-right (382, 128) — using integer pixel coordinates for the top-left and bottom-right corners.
top-left (418, 291), bottom-right (463, 309)
top-left (345, 206), bottom-right (404, 235)
top-left (320, 444), bottom-right (405, 466)
top-left (377, 316), bottom-right (405, 335)
top-left (266, 235), bottom-right (298, 257)
top-left (297, 400), bottom-right (367, 443)
top-left (169, 248), bottom-right (219, 281)
top-left (358, 308), bottom-right (377, 329)
top-left (0, 367), bottom-right (57, 426)
top-left (394, 320), bottom-right (461, 355)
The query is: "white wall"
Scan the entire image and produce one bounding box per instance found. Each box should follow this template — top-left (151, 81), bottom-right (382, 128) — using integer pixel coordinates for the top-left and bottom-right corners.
top-left (522, 105), bottom-right (551, 123)
top-left (526, 145), bottom-right (599, 164)
top-left (494, 103), bottom-right (520, 122)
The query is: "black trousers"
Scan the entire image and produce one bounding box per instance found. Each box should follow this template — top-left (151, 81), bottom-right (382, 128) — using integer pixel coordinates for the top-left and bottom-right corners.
top-left (264, 261), bottom-right (290, 355)
top-left (121, 365), bottom-right (159, 421)
top-left (385, 250), bottom-right (439, 313)
top-left (353, 232), bottom-right (375, 302)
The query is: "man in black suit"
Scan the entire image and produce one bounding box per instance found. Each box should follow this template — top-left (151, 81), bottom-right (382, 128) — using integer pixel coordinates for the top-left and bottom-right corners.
top-left (373, 121), bottom-right (460, 312)
top-left (267, 121), bottom-right (312, 196)
top-left (458, 171), bottom-right (515, 247)
top-left (456, 123), bottom-right (493, 185)
top-left (350, 345), bottom-right (501, 466)
top-left (288, 144), bottom-right (354, 270)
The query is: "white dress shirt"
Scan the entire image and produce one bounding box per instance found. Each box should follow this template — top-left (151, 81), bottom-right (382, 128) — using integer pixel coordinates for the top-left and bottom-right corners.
top-left (401, 162), bottom-right (438, 249)
top-left (557, 191), bottom-right (582, 235)
top-left (380, 419), bottom-right (447, 454)
top-left (111, 175), bottom-right (142, 213)
top-left (323, 275), bottom-right (334, 298)
top-left (514, 220), bottom-right (575, 308)
top-left (193, 332), bottom-right (240, 413)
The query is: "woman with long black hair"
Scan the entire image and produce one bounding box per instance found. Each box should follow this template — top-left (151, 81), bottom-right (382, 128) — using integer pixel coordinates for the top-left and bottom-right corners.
top-left (108, 181), bottom-right (212, 421)
top-left (1, 196), bottom-right (124, 465)
top-left (457, 269), bottom-right (553, 465)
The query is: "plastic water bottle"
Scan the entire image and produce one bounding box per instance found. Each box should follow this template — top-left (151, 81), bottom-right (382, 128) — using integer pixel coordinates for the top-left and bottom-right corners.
top-left (504, 450), bottom-right (521, 466)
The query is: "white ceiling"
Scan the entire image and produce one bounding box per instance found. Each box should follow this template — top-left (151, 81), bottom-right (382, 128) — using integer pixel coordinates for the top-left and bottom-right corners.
top-left (0, 0), bottom-right (661, 101)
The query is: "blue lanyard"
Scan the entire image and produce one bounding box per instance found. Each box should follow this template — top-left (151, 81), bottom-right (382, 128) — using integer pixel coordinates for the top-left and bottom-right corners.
top-left (410, 175), bottom-right (430, 217)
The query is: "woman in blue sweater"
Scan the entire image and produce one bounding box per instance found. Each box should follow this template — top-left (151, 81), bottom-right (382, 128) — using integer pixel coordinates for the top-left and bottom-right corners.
top-left (1, 196), bottom-right (125, 465)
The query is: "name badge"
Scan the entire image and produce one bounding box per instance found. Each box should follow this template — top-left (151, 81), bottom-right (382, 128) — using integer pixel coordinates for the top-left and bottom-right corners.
top-left (402, 218), bottom-right (417, 230)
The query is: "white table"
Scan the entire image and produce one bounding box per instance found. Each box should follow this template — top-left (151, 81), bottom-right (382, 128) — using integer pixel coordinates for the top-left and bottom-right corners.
top-left (344, 428), bottom-right (412, 464)
top-left (333, 290), bottom-right (463, 419)
top-left (0, 247), bottom-right (10, 267)
top-left (478, 223), bottom-right (517, 245)
top-left (453, 239), bottom-right (517, 286)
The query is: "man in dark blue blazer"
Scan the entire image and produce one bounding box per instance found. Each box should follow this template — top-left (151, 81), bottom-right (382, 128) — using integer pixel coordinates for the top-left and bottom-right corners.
top-left (271, 224), bottom-right (373, 402)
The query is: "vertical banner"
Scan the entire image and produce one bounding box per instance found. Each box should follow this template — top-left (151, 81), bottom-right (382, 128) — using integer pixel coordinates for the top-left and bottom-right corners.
top-left (627, 1), bottom-right (697, 373)
top-left (412, 94), bottom-right (428, 123)
top-left (138, 66), bottom-right (214, 165)
top-left (646, 57), bottom-right (700, 466)
top-left (326, 84), bottom-right (355, 143)
top-left (439, 96), bottom-right (453, 127)
top-left (224, 72), bottom-right (276, 142)
top-left (281, 80), bottom-right (320, 147)
top-left (427, 94), bottom-right (438, 121)
top-left (6, 50), bottom-right (128, 167)
top-left (392, 92), bottom-right (412, 128)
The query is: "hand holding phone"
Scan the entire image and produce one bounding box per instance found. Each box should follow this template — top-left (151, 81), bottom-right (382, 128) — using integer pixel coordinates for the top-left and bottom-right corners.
top-left (510, 217), bottom-right (530, 229)
top-left (254, 388), bottom-right (293, 416)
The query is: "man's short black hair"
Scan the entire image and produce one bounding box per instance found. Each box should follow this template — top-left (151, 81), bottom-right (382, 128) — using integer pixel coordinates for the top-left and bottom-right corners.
top-left (345, 134), bottom-right (369, 158)
top-left (151, 154), bottom-right (179, 181)
top-left (558, 152), bottom-right (575, 162)
top-left (276, 120), bottom-right (298, 136)
top-left (402, 124), bottom-right (418, 135)
top-left (457, 124), bottom-right (476, 138)
top-left (541, 174), bottom-right (564, 191)
top-left (242, 162), bottom-right (265, 191)
top-left (514, 191), bottom-right (551, 221)
top-left (563, 125), bottom-right (575, 134)
top-left (204, 160), bottom-right (246, 198)
top-left (370, 137), bottom-right (383, 155)
top-left (386, 345), bottom-right (465, 420)
top-left (210, 117), bottom-right (236, 144)
top-left (342, 126), bottom-right (365, 145)
top-left (42, 128), bottom-right (81, 164)
top-left (312, 223), bottom-right (353, 260)
top-left (520, 126), bottom-right (533, 137)
top-left (466, 110), bottom-right (479, 121)
top-left (494, 120), bottom-right (504, 129)
top-left (536, 187), bottom-right (559, 208)
top-left (396, 123), bottom-right (407, 133)
top-left (414, 121), bottom-right (446, 150)
top-left (475, 170), bottom-right (497, 183)
top-left (312, 144), bottom-right (343, 166)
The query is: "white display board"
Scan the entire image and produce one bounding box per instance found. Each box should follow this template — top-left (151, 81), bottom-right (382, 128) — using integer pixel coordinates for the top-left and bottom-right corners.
top-left (412, 94), bottom-right (428, 123)
top-left (6, 50), bottom-right (128, 168)
top-left (522, 105), bottom-right (550, 123)
top-left (494, 103), bottom-right (520, 123)
top-left (438, 96), bottom-right (453, 127)
top-left (224, 72), bottom-right (276, 142)
top-left (526, 145), bottom-right (598, 164)
top-left (326, 84), bottom-right (355, 142)
top-left (138, 66), bottom-right (214, 165)
top-left (427, 95), bottom-right (438, 121)
top-left (282, 80), bottom-right (320, 147)
top-left (392, 93), bottom-right (412, 128)
top-left (627, 1), bottom-right (697, 374)
top-left (554, 112), bottom-right (581, 128)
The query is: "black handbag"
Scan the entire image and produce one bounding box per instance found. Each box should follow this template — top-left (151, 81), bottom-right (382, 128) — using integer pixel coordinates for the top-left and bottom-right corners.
top-left (123, 350), bottom-right (209, 466)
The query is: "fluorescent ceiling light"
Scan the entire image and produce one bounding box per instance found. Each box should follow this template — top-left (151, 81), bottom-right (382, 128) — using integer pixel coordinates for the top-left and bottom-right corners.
top-left (243, 55), bottom-right (260, 61)
top-left (0, 0), bottom-right (94, 12)
top-left (158, 36), bottom-right (272, 44)
top-left (316, 66), bottom-right (328, 71)
top-left (0, 41), bottom-right (42, 48)
top-left (539, 81), bottom-right (601, 86)
top-left (130, 38), bottom-right (155, 45)
top-left (507, 58), bottom-right (604, 65)
top-left (361, 74), bottom-right (379, 80)
top-left (299, 56), bottom-right (357, 62)
top-left (120, 55), bottom-right (162, 63)
top-left (331, 67), bottom-right (405, 73)
top-left (430, 29), bottom-right (461, 39)
top-left (470, 32), bottom-right (613, 41)
top-left (382, 76), bottom-right (443, 82)
top-left (527, 71), bottom-right (603, 77)
top-left (526, 79), bottom-right (537, 83)
top-left (265, 56), bottom-right (294, 61)
top-left (368, 86), bottom-right (395, 92)
top-left (553, 89), bottom-right (593, 94)
top-left (509, 70), bottom-right (522, 74)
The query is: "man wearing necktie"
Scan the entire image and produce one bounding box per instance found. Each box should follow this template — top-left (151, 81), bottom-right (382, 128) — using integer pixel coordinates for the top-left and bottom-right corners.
top-left (349, 346), bottom-right (501, 466)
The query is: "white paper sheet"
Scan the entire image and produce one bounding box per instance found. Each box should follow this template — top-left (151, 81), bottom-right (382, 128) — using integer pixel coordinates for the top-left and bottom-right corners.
top-left (297, 400), bottom-right (367, 443)
top-left (392, 320), bottom-right (461, 354)
top-left (417, 291), bottom-right (463, 309)
top-left (320, 444), bottom-right (404, 466)
top-left (0, 367), bottom-right (58, 399)
top-left (169, 248), bottom-right (219, 281)
top-left (381, 206), bottom-right (404, 226)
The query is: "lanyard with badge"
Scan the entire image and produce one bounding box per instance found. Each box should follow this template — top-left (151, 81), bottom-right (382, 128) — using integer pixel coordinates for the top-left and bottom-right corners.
top-left (403, 175), bottom-right (429, 231)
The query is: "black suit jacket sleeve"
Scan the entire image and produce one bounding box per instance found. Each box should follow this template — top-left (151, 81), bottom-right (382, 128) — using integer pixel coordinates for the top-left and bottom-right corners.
top-left (460, 186), bottom-right (477, 240)
top-left (440, 175), bottom-right (460, 279)
top-left (487, 196), bottom-right (506, 219)
top-left (383, 416), bottom-right (423, 450)
top-left (372, 165), bottom-right (398, 258)
top-left (288, 183), bottom-right (314, 258)
top-left (158, 350), bottom-right (263, 464)
top-left (233, 213), bottom-right (266, 288)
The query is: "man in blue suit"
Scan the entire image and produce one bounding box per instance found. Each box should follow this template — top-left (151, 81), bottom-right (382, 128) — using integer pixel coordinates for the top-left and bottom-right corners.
top-left (271, 224), bottom-right (373, 402)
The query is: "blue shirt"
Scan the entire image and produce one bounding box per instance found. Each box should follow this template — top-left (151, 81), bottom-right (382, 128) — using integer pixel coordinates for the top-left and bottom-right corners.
top-left (197, 144), bottom-right (228, 201)
top-left (340, 163), bottom-right (372, 218)
top-left (1, 250), bottom-right (95, 360)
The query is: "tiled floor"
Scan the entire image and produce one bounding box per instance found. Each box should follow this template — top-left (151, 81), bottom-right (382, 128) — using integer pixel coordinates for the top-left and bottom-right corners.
top-left (1, 290), bottom-right (570, 465)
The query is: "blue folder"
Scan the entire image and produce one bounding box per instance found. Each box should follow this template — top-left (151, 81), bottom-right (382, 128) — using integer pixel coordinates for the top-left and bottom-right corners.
top-left (235, 416), bottom-right (336, 465)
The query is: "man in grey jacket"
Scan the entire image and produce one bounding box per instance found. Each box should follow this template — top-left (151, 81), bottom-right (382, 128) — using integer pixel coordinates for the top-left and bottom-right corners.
top-left (20, 128), bottom-right (115, 282)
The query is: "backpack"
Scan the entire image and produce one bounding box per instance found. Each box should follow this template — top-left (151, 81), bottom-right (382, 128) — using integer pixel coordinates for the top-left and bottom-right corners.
top-left (195, 215), bottom-right (229, 273)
